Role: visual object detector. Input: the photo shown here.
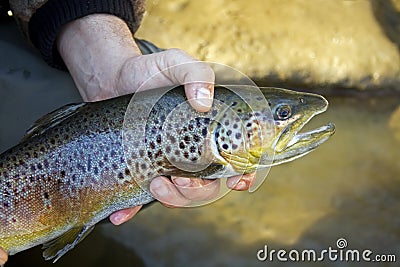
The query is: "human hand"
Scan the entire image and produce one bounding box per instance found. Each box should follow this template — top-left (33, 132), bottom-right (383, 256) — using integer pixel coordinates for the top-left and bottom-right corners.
top-left (0, 246), bottom-right (7, 265)
top-left (57, 14), bottom-right (256, 226)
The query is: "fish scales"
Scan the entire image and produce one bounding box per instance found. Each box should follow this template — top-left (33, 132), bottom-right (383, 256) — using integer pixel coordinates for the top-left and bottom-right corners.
top-left (0, 85), bottom-right (335, 261)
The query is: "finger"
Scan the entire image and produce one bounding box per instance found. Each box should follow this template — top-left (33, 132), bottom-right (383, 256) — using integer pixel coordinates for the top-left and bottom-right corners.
top-left (149, 176), bottom-right (191, 207)
top-left (226, 172), bottom-right (257, 191)
top-left (0, 247), bottom-right (7, 265)
top-left (117, 48), bottom-right (215, 112)
top-left (109, 206), bottom-right (142, 225)
top-left (171, 177), bottom-right (220, 202)
top-left (184, 82), bottom-right (214, 113)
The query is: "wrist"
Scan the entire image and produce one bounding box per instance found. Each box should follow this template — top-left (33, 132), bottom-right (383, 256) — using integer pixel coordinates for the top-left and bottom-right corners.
top-left (57, 14), bottom-right (141, 101)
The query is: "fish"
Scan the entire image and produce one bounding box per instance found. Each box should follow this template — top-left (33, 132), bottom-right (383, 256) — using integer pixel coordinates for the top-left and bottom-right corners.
top-left (0, 85), bottom-right (335, 262)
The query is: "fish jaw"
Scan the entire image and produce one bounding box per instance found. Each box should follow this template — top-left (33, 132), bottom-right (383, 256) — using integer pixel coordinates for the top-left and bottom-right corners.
top-left (271, 122), bottom-right (335, 165)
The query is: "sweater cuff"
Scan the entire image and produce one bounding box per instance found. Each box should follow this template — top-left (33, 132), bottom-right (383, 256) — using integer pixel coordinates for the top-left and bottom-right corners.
top-left (29, 0), bottom-right (142, 70)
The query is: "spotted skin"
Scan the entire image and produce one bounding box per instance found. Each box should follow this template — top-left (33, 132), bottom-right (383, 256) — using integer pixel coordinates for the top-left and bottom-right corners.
top-left (0, 85), bottom-right (334, 261)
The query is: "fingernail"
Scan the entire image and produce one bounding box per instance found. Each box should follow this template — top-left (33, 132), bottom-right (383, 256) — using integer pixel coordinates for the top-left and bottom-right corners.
top-left (152, 179), bottom-right (170, 197)
top-left (235, 180), bottom-right (247, 190)
top-left (173, 177), bottom-right (191, 186)
top-left (196, 87), bottom-right (212, 108)
top-left (111, 212), bottom-right (129, 225)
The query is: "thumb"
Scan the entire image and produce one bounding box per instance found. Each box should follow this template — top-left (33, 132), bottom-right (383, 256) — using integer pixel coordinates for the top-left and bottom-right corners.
top-left (117, 48), bottom-right (215, 112)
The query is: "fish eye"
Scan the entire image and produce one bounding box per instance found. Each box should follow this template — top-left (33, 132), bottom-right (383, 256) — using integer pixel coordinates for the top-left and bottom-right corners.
top-left (276, 104), bottom-right (292, 120)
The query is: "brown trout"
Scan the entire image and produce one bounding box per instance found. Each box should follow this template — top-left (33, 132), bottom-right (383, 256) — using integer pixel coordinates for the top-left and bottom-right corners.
top-left (0, 85), bottom-right (334, 261)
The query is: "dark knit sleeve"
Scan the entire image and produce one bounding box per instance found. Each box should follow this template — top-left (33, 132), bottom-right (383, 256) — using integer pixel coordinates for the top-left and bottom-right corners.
top-left (28, 0), bottom-right (145, 69)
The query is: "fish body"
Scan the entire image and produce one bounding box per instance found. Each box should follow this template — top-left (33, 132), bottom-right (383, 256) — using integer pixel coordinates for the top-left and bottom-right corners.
top-left (0, 86), bottom-right (334, 261)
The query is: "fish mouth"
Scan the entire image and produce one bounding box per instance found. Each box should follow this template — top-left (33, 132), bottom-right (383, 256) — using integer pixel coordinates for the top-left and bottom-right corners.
top-left (271, 107), bottom-right (335, 165)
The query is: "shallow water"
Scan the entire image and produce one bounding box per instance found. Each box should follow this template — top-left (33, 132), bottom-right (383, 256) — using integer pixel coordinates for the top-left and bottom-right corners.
top-left (1, 22), bottom-right (400, 266)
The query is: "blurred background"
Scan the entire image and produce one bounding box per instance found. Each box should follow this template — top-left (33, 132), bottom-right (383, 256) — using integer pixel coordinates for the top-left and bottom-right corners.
top-left (1, 0), bottom-right (400, 266)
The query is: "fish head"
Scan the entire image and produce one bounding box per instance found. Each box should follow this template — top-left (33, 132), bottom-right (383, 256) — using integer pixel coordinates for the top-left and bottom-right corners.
top-left (263, 87), bottom-right (335, 165)
top-left (210, 87), bottom-right (335, 173)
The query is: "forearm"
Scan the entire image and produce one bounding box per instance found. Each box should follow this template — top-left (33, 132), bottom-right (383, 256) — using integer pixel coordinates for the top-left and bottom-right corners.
top-left (57, 14), bottom-right (141, 101)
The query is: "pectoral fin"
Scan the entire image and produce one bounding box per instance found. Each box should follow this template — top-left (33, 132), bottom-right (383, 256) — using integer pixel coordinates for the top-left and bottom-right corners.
top-left (42, 225), bottom-right (94, 262)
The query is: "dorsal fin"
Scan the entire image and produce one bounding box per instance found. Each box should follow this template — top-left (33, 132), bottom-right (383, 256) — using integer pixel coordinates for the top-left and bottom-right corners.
top-left (21, 103), bottom-right (86, 142)
top-left (135, 38), bottom-right (164, 54)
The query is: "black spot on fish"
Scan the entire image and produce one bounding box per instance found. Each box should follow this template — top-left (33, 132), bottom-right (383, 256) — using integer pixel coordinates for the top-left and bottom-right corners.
top-left (179, 142), bottom-right (185, 149)
top-left (124, 168), bottom-right (130, 176)
top-left (118, 172), bottom-right (124, 179)
top-left (154, 150), bottom-right (162, 159)
top-left (222, 144), bottom-right (229, 150)
top-left (112, 163), bottom-right (118, 170)
top-left (232, 144), bottom-right (238, 150)
top-left (44, 159), bottom-right (49, 168)
top-left (183, 152), bottom-right (189, 159)
top-left (193, 134), bottom-right (201, 142)
top-left (202, 128), bottom-right (208, 137)
top-left (184, 135), bottom-right (191, 144)
top-left (235, 133), bottom-right (242, 139)
top-left (139, 150), bottom-right (145, 157)
top-left (43, 192), bottom-right (49, 199)
top-left (150, 141), bottom-right (156, 149)
top-left (190, 146), bottom-right (196, 153)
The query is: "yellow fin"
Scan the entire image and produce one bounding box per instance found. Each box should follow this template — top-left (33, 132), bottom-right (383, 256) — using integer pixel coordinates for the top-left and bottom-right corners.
top-left (42, 225), bottom-right (94, 262)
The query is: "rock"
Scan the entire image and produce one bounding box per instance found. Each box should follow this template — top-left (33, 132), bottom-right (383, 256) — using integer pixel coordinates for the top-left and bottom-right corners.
top-left (389, 105), bottom-right (400, 141)
top-left (137, 0), bottom-right (400, 90)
